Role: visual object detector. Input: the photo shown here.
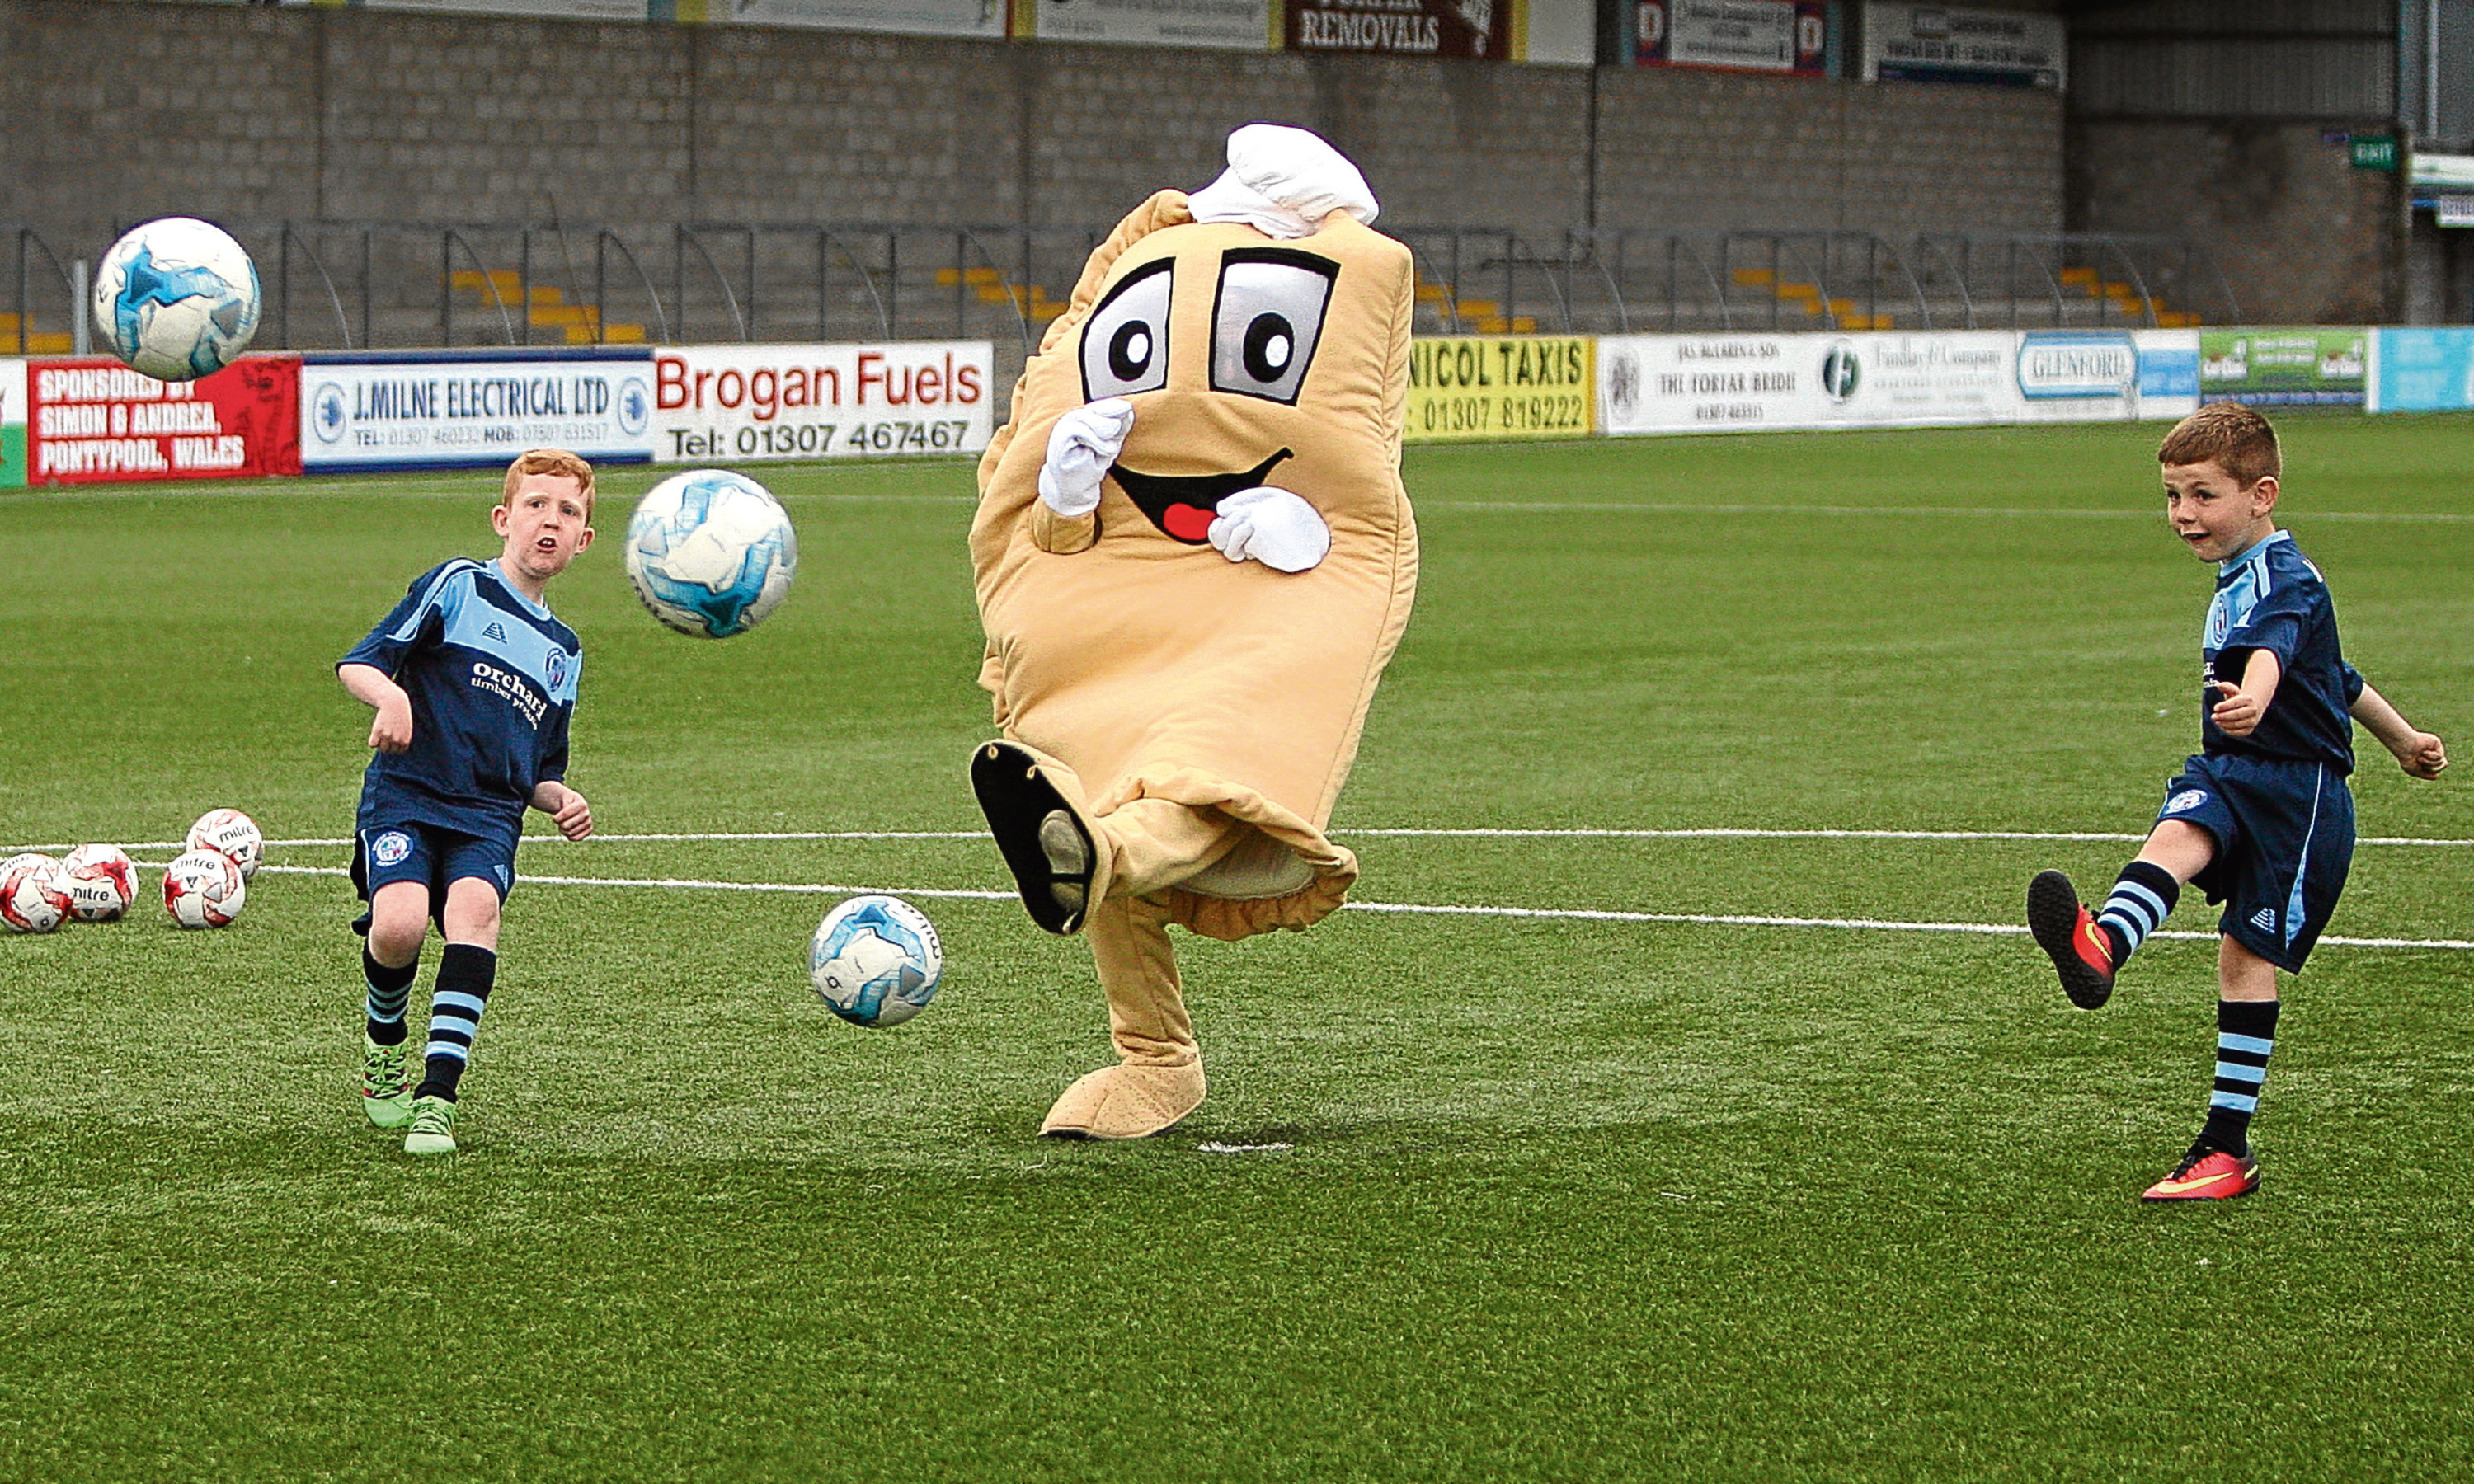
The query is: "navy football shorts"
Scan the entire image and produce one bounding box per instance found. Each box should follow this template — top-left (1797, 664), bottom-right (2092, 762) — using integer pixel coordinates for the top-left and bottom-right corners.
top-left (2155, 753), bottom-right (2355, 971)
top-left (350, 822), bottom-right (516, 933)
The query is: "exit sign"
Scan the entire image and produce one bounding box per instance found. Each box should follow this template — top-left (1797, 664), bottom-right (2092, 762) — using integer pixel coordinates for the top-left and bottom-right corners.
top-left (2351, 135), bottom-right (2400, 171)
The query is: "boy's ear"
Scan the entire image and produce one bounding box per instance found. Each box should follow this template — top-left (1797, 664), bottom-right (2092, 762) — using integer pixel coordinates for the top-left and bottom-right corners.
top-left (575, 525), bottom-right (595, 552)
top-left (491, 503), bottom-right (513, 536)
top-left (2250, 475), bottom-right (2280, 514)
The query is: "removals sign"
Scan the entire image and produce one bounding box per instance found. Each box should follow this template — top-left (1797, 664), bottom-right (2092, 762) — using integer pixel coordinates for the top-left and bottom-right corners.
top-left (651, 342), bottom-right (992, 462)
top-left (26, 355), bottom-right (301, 485)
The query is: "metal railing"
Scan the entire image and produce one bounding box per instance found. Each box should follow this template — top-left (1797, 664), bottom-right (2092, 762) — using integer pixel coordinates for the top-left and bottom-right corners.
top-left (5, 221), bottom-right (2247, 360)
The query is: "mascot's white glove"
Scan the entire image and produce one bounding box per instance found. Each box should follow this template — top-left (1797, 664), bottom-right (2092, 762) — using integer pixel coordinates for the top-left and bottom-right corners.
top-left (1037, 398), bottom-right (1136, 519)
top-left (1207, 486), bottom-right (1330, 573)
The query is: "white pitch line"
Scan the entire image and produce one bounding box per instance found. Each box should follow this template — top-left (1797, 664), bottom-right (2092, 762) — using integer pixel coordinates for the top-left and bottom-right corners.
top-left (1423, 500), bottom-right (2474, 524)
top-left (201, 862), bottom-right (2474, 952)
top-left (25, 826), bottom-right (2474, 852)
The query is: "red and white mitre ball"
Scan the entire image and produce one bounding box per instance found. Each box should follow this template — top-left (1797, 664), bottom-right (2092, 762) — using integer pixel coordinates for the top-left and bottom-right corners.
top-left (59, 844), bottom-right (139, 923)
top-left (2, 856), bottom-right (72, 934)
top-left (186, 808), bottom-right (263, 880)
top-left (162, 848), bottom-right (246, 928)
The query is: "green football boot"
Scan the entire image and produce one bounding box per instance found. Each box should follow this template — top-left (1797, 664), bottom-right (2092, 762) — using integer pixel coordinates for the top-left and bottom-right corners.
top-left (361, 1036), bottom-right (414, 1130)
top-left (403, 1094), bottom-right (459, 1156)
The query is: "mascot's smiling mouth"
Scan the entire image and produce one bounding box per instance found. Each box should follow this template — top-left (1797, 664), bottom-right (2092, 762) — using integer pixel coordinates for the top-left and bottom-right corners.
top-left (1108, 448), bottom-right (1294, 544)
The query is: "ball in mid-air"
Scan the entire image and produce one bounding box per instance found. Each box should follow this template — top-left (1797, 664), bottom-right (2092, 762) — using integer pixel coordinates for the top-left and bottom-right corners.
top-left (58, 843), bottom-right (139, 923)
top-left (186, 808), bottom-right (263, 880)
top-left (2, 856), bottom-right (70, 934)
top-left (624, 469), bottom-right (797, 638)
top-left (162, 848), bottom-right (246, 928)
top-left (810, 895), bottom-right (944, 1028)
top-left (92, 218), bottom-right (261, 382)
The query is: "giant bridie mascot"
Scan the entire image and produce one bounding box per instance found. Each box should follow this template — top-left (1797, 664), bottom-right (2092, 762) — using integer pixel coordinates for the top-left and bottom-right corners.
top-left (968, 125), bottom-right (1418, 1139)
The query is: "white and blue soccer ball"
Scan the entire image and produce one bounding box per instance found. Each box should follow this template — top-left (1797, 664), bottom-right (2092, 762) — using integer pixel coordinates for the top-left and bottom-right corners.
top-left (92, 218), bottom-right (261, 382)
top-left (809, 895), bottom-right (944, 1028)
top-left (623, 469), bottom-right (797, 638)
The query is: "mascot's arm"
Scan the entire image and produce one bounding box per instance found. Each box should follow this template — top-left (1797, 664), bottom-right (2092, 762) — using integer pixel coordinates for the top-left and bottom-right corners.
top-left (985, 192), bottom-right (1195, 555)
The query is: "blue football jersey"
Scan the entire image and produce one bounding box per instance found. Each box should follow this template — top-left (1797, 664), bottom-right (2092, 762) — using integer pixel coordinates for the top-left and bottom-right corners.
top-left (2201, 531), bottom-right (2363, 772)
top-left (341, 558), bottom-right (581, 843)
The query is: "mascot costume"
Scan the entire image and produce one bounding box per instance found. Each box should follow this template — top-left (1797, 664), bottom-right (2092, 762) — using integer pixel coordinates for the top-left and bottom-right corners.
top-left (967, 124), bottom-right (1418, 1139)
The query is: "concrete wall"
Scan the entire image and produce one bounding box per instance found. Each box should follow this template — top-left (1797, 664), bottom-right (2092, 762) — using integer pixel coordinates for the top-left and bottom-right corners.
top-left (2067, 119), bottom-right (2408, 323)
top-left (0, 0), bottom-right (2062, 240)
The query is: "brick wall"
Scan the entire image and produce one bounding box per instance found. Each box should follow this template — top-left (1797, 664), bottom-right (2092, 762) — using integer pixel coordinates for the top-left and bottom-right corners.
top-left (2067, 119), bottom-right (2407, 323)
top-left (2, 0), bottom-right (2064, 242)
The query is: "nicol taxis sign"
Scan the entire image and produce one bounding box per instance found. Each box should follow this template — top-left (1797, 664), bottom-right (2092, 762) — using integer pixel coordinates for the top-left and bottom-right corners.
top-left (1404, 336), bottom-right (1595, 443)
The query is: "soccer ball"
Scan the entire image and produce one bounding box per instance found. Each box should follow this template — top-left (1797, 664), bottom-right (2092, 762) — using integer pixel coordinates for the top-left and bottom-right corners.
top-left (624, 469), bottom-right (797, 638)
top-left (92, 218), bottom-right (262, 382)
top-left (162, 848), bottom-right (246, 928)
top-left (58, 843), bottom-right (139, 923)
top-left (2, 857), bottom-right (70, 934)
top-left (186, 808), bottom-right (264, 880)
top-left (809, 895), bottom-right (944, 1028)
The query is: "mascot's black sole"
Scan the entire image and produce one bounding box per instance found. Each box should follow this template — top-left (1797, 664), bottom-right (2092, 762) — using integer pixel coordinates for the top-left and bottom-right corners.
top-left (971, 741), bottom-right (1098, 936)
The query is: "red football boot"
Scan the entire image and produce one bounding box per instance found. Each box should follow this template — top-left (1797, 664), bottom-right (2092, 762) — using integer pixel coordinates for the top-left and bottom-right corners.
top-left (2141, 1145), bottom-right (2261, 1202)
top-left (2028, 869), bottom-right (2119, 1010)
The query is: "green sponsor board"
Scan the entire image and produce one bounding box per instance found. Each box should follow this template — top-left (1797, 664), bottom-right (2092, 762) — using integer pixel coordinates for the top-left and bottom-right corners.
top-left (2198, 328), bottom-right (2367, 406)
top-left (0, 424), bottom-right (22, 487)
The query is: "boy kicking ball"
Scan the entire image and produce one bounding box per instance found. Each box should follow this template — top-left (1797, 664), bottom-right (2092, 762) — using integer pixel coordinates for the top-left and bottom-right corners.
top-left (2030, 403), bottom-right (2445, 1201)
top-left (336, 449), bottom-right (596, 1155)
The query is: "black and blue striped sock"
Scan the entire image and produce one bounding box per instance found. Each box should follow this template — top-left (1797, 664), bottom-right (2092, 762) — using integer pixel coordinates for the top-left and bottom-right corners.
top-left (2095, 861), bottom-right (2180, 965)
top-left (364, 946), bottom-right (417, 1047)
top-left (2199, 998), bottom-right (2279, 1158)
top-left (414, 943), bottom-right (496, 1103)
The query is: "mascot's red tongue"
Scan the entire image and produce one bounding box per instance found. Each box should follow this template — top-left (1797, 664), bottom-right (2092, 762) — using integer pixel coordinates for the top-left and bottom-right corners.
top-left (1163, 503), bottom-right (1216, 542)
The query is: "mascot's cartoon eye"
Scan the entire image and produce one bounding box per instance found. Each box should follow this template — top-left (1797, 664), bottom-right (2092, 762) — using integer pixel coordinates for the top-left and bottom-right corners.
top-left (1210, 248), bottom-right (1338, 405)
top-left (1080, 258), bottom-right (1175, 402)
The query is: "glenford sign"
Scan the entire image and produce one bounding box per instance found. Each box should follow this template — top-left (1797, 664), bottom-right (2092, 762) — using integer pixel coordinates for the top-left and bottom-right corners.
top-left (2017, 333), bottom-right (2138, 399)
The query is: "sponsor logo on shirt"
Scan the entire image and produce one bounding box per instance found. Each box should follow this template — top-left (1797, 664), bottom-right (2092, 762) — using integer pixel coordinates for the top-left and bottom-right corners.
top-left (469, 660), bottom-right (548, 729)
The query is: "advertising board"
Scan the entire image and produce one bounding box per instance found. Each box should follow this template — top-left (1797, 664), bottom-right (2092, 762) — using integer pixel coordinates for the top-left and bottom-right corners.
top-left (1287, 0), bottom-right (1513, 58)
top-left (2198, 329), bottom-right (2368, 407)
top-left (2010, 329), bottom-right (2199, 423)
top-left (2370, 328), bottom-right (2474, 413)
top-left (1597, 331), bottom-right (2013, 435)
top-left (0, 359), bottom-right (23, 488)
top-left (1023, 0), bottom-right (1273, 49)
top-left (1860, 2), bottom-right (2064, 88)
top-left (25, 355), bottom-right (302, 486)
top-left (719, 0), bottom-right (1009, 37)
top-left (1637, 0), bottom-right (1827, 75)
top-left (651, 342), bottom-right (994, 461)
top-left (1405, 336), bottom-right (1595, 443)
top-left (300, 348), bottom-right (656, 472)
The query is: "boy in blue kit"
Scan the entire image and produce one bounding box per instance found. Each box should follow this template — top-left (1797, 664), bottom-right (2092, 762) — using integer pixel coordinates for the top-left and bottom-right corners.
top-left (338, 448), bottom-right (597, 1156)
top-left (2030, 404), bottom-right (2446, 1201)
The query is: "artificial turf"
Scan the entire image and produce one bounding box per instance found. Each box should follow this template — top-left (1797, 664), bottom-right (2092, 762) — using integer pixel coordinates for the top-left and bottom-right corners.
top-left (2, 415), bottom-right (2470, 1480)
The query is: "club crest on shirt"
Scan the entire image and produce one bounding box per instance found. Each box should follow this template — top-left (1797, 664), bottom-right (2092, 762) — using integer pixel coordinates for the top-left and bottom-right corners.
top-left (371, 830), bottom-right (412, 866)
top-left (544, 647), bottom-right (568, 692)
top-left (2164, 789), bottom-right (2207, 815)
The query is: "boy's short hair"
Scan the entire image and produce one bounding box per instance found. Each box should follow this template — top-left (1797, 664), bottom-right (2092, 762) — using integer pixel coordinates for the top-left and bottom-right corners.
top-left (501, 448), bottom-right (596, 519)
top-left (2159, 402), bottom-right (2280, 486)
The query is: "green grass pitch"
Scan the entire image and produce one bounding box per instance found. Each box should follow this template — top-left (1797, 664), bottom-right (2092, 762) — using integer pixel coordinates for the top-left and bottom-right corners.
top-left (3, 415), bottom-right (2471, 1481)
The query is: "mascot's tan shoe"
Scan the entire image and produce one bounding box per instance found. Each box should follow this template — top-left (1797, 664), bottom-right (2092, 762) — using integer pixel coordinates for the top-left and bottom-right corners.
top-left (1041, 1059), bottom-right (1207, 1140)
